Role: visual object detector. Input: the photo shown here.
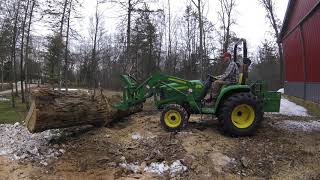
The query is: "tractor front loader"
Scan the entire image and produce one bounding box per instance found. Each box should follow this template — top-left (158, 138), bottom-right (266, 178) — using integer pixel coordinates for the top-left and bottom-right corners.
top-left (113, 39), bottom-right (281, 136)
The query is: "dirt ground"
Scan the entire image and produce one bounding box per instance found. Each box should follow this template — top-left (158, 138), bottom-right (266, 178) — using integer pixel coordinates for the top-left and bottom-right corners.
top-left (0, 105), bottom-right (320, 179)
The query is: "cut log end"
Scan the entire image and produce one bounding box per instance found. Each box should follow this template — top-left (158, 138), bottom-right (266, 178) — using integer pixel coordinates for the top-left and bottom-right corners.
top-left (24, 88), bottom-right (142, 133)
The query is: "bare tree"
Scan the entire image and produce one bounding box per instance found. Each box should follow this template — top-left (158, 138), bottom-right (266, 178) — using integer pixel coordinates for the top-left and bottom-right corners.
top-left (191, 0), bottom-right (204, 78)
top-left (217, 0), bottom-right (236, 53)
top-left (259, 0), bottom-right (284, 86)
top-left (109, 0), bottom-right (144, 72)
top-left (64, 0), bottom-right (73, 92)
top-left (11, 0), bottom-right (22, 106)
top-left (24, 0), bottom-right (36, 107)
top-left (90, 0), bottom-right (105, 97)
top-left (25, 0), bottom-right (35, 90)
top-left (20, 0), bottom-right (31, 103)
top-left (167, 0), bottom-right (172, 61)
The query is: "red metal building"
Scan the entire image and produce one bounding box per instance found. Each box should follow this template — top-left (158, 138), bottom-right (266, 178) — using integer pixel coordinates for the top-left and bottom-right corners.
top-left (279, 0), bottom-right (320, 103)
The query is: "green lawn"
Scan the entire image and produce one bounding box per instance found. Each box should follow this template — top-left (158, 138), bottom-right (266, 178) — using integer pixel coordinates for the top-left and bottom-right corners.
top-left (0, 97), bottom-right (28, 124)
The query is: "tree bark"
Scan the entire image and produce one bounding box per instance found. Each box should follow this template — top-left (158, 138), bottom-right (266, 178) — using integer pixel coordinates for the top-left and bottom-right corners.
top-left (191, 0), bottom-right (203, 79)
top-left (198, 0), bottom-right (203, 79)
top-left (58, 0), bottom-right (69, 91)
top-left (127, 0), bottom-right (132, 70)
top-left (25, 88), bottom-right (142, 133)
top-left (12, 0), bottom-right (21, 97)
top-left (91, 0), bottom-right (100, 97)
top-left (64, 0), bottom-right (72, 92)
top-left (25, 0), bottom-right (35, 109)
top-left (167, 0), bottom-right (172, 72)
top-left (20, 0), bottom-right (31, 103)
top-left (1, 60), bottom-right (3, 91)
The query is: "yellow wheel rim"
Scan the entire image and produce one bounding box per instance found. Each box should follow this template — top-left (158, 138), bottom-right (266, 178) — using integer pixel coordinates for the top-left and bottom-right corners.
top-left (164, 110), bottom-right (182, 128)
top-left (231, 104), bottom-right (255, 129)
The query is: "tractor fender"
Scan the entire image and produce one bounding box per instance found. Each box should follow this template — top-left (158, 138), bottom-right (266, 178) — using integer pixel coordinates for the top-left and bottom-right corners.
top-left (214, 85), bottom-right (251, 114)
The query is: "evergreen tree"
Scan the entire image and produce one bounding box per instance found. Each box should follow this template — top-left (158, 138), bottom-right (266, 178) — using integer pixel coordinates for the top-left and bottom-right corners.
top-left (249, 40), bottom-right (281, 90)
top-left (45, 33), bottom-right (64, 87)
top-left (131, 5), bottom-right (159, 80)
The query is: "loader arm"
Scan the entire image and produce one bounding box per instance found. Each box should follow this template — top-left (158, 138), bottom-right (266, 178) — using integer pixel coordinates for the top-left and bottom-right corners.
top-left (112, 73), bottom-right (196, 111)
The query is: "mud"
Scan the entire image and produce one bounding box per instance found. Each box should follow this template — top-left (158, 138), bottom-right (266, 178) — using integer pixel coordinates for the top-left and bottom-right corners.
top-left (0, 109), bottom-right (319, 179)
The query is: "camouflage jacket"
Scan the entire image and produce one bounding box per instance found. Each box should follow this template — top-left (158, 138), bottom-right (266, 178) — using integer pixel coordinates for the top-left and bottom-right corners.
top-left (219, 61), bottom-right (239, 83)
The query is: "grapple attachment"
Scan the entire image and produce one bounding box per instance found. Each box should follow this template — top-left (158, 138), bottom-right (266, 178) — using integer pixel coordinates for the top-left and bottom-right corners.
top-left (112, 75), bottom-right (146, 111)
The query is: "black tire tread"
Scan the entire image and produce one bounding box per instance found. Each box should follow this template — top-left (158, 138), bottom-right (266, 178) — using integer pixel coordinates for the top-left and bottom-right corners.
top-left (160, 104), bottom-right (188, 132)
top-left (218, 92), bottom-right (263, 137)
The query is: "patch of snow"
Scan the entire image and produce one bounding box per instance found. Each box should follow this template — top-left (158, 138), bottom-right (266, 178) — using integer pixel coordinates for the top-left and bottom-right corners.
top-left (131, 132), bottom-right (157, 141)
top-left (272, 120), bottom-right (320, 133)
top-left (277, 88), bottom-right (284, 94)
top-left (120, 162), bottom-right (141, 173)
top-left (53, 88), bottom-right (89, 93)
top-left (169, 160), bottom-right (188, 175)
top-left (0, 97), bottom-right (9, 102)
top-left (144, 162), bottom-right (169, 175)
top-left (120, 160), bottom-right (187, 176)
top-left (131, 133), bottom-right (142, 140)
top-left (279, 98), bottom-right (309, 117)
top-left (0, 123), bottom-right (65, 163)
top-left (144, 160), bottom-right (187, 175)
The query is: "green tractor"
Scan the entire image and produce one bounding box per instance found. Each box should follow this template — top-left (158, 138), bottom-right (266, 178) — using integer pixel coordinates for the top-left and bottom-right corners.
top-left (113, 39), bottom-right (281, 136)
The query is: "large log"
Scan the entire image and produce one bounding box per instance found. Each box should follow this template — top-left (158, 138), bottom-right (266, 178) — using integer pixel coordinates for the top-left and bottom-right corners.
top-left (25, 88), bottom-right (142, 133)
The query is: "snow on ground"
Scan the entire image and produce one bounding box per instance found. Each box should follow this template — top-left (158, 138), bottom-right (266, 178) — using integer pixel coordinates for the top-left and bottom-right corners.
top-left (0, 123), bottom-right (64, 165)
top-left (120, 156), bottom-right (187, 176)
top-left (277, 88), bottom-right (284, 94)
top-left (144, 160), bottom-right (187, 176)
top-left (275, 88), bottom-right (309, 117)
top-left (120, 162), bottom-right (141, 173)
top-left (53, 88), bottom-right (89, 93)
top-left (131, 132), bottom-right (157, 141)
top-left (279, 98), bottom-right (310, 117)
top-left (0, 97), bottom-right (9, 102)
top-left (272, 120), bottom-right (320, 133)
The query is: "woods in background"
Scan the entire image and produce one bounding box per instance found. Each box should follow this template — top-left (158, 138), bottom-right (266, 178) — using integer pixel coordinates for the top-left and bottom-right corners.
top-left (0, 0), bottom-right (284, 108)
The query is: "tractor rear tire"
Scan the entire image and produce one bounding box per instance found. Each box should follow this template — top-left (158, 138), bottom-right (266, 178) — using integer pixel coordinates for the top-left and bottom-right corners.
top-left (218, 92), bottom-right (263, 137)
top-left (160, 104), bottom-right (188, 132)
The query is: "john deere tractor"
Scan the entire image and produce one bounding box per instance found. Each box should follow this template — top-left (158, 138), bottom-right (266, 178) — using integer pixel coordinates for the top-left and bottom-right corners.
top-left (113, 39), bottom-right (281, 136)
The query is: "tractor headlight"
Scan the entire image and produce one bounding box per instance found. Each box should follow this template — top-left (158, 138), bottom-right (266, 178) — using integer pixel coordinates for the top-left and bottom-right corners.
top-left (188, 88), bottom-right (193, 93)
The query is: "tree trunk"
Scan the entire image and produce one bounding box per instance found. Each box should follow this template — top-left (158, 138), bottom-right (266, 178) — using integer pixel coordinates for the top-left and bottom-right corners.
top-left (92, 0), bottom-right (99, 97)
top-left (1, 61), bottom-right (3, 91)
top-left (58, 0), bottom-right (69, 91)
top-left (25, 0), bottom-right (35, 109)
top-left (64, 0), bottom-right (72, 92)
top-left (167, 0), bottom-right (172, 71)
top-left (25, 88), bottom-right (142, 133)
top-left (277, 43), bottom-right (284, 86)
top-left (127, 0), bottom-right (132, 70)
top-left (13, 1), bottom-right (21, 97)
top-left (20, 0), bottom-right (31, 103)
top-left (11, 1), bottom-right (22, 106)
top-left (199, 1), bottom-right (203, 79)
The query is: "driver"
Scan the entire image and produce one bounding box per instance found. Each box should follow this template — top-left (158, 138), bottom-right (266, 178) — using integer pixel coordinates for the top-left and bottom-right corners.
top-left (207, 52), bottom-right (240, 105)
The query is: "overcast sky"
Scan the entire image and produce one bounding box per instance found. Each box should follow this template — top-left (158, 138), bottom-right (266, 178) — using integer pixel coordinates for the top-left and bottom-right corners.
top-left (35, 0), bottom-right (289, 53)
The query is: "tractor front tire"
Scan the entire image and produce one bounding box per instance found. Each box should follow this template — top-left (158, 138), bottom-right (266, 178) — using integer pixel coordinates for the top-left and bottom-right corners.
top-left (160, 104), bottom-right (188, 132)
top-left (218, 93), bottom-right (263, 137)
